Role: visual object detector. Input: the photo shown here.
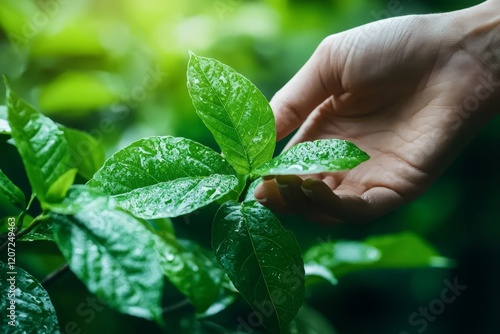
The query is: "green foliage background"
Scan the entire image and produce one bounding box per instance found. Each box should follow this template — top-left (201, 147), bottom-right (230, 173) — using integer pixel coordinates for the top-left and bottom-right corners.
top-left (1, 0), bottom-right (498, 333)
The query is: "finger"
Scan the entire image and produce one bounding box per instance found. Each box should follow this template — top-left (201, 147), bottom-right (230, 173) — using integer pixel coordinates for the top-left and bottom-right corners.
top-left (271, 35), bottom-right (344, 141)
top-left (254, 178), bottom-right (290, 214)
top-left (302, 180), bottom-right (405, 224)
top-left (282, 96), bottom-right (339, 151)
top-left (273, 175), bottom-right (340, 224)
top-left (275, 175), bottom-right (311, 214)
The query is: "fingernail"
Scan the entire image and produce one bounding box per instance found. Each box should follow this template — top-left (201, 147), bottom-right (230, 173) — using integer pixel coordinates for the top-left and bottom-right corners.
top-left (302, 187), bottom-right (313, 196)
top-left (256, 197), bottom-right (267, 203)
top-left (276, 182), bottom-right (288, 189)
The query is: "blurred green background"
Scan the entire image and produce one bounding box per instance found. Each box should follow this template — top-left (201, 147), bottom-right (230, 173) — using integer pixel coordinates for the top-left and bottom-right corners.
top-left (1, 0), bottom-right (499, 333)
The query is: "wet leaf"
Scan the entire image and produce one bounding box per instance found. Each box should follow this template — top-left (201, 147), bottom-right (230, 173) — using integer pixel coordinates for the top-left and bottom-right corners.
top-left (155, 237), bottom-right (232, 313)
top-left (243, 178), bottom-right (262, 203)
top-left (51, 206), bottom-right (163, 321)
top-left (255, 139), bottom-right (369, 176)
top-left (0, 263), bottom-right (60, 333)
top-left (303, 233), bottom-right (452, 280)
top-left (5, 83), bottom-right (76, 203)
top-left (88, 136), bottom-right (238, 218)
top-left (304, 263), bottom-right (338, 286)
top-left (63, 127), bottom-right (105, 180)
top-left (44, 185), bottom-right (115, 215)
top-left (187, 53), bottom-right (275, 174)
top-left (0, 168), bottom-right (25, 214)
top-left (114, 174), bottom-right (238, 219)
top-left (0, 105), bottom-right (11, 134)
top-left (213, 201), bottom-right (304, 334)
top-left (18, 221), bottom-right (54, 242)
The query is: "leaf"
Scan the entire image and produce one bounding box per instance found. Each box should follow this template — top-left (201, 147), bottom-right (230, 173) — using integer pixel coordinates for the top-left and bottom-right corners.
top-left (254, 139), bottom-right (369, 176)
top-left (303, 232), bottom-right (451, 280)
top-left (155, 236), bottom-right (232, 313)
top-left (19, 220), bottom-right (54, 242)
top-left (213, 201), bottom-right (305, 334)
top-left (0, 168), bottom-right (25, 213)
top-left (63, 127), bottom-right (105, 180)
top-left (5, 83), bottom-right (76, 203)
top-left (304, 263), bottom-right (338, 286)
top-left (0, 105), bottom-right (11, 134)
top-left (45, 168), bottom-right (78, 203)
top-left (363, 232), bottom-right (452, 269)
top-left (114, 174), bottom-right (238, 219)
top-left (44, 185), bottom-right (114, 215)
top-left (0, 263), bottom-right (60, 333)
top-left (0, 112), bottom-right (105, 180)
top-left (187, 53), bottom-right (276, 174)
top-left (289, 306), bottom-right (338, 334)
top-left (51, 203), bottom-right (163, 321)
top-left (303, 241), bottom-right (381, 269)
top-left (88, 136), bottom-right (238, 219)
top-left (243, 177), bottom-right (263, 202)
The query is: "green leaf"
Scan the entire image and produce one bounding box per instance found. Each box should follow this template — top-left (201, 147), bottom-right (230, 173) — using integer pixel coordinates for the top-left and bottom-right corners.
top-left (51, 204), bottom-right (163, 321)
top-left (155, 236), bottom-right (232, 313)
top-left (5, 84), bottom-right (76, 203)
top-left (0, 105), bottom-right (11, 134)
top-left (254, 139), bottom-right (369, 176)
top-left (0, 168), bottom-right (25, 213)
top-left (45, 168), bottom-right (78, 203)
top-left (0, 263), bottom-right (60, 333)
top-left (0, 113), bottom-right (105, 180)
top-left (187, 53), bottom-right (276, 174)
top-left (88, 136), bottom-right (238, 219)
top-left (303, 232), bottom-right (451, 280)
top-left (289, 306), bottom-right (337, 334)
top-left (63, 127), bottom-right (105, 180)
top-left (19, 220), bottom-right (54, 242)
top-left (363, 232), bottom-right (452, 269)
top-left (304, 263), bottom-right (338, 286)
top-left (213, 201), bottom-right (304, 334)
top-left (114, 174), bottom-right (238, 219)
top-left (243, 177), bottom-right (262, 203)
top-left (44, 185), bottom-right (114, 215)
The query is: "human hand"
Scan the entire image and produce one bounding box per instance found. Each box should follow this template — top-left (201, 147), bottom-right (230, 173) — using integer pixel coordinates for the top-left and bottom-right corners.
top-left (255, 1), bottom-right (500, 224)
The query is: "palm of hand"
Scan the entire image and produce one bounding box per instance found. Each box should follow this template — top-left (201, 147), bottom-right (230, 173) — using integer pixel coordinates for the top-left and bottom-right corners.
top-left (256, 15), bottom-right (496, 223)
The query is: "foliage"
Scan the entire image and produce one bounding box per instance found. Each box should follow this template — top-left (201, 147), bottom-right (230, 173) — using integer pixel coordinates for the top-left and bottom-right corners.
top-left (0, 54), bottom-right (452, 333)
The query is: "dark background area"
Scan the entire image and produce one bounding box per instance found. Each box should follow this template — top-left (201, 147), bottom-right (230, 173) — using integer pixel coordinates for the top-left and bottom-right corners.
top-left (1, 0), bottom-right (498, 333)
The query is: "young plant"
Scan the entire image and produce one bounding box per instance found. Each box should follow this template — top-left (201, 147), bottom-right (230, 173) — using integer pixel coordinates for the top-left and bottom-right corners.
top-left (0, 55), bottom-right (449, 334)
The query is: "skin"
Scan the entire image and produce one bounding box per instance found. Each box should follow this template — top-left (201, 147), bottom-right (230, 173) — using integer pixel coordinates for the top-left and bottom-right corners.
top-left (254, 0), bottom-right (500, 224)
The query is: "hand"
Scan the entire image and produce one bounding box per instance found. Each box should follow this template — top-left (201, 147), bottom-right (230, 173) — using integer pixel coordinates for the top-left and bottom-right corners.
top-left (255, 1), bottom-right (500, 224)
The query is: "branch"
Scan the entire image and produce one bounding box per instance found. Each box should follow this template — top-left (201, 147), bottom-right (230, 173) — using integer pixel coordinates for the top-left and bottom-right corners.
top-left (41, 263), bottom-right (70, 287)
top-left (0, 214), bottom-right (50, 253)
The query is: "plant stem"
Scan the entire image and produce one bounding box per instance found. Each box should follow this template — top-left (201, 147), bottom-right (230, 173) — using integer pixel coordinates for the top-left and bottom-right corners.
top-left (41, 263), bottom-right (70, 287)
top-left (0, 214), bottom-right (50, 253)
top-left (16, 214), bottom-right (50, 239)
top-left (237, 175), bottom-right (255, 203)
top-left (162, 298), bottom-right (191, 314)
top-left (15, 194), bottom-right (36, 232)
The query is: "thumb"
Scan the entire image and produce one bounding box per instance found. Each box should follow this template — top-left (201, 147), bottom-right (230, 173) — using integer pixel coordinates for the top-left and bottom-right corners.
top-left (271, 36), bottom-right (344, 141)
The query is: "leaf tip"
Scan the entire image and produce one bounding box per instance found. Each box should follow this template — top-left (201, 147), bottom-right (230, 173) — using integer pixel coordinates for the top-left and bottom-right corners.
top-left (3, 76), bottom-right (11, 95)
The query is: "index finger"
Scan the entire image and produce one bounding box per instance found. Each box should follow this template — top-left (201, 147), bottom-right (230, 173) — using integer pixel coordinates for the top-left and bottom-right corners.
top-left (271, 35), bottom-right (344, 141)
